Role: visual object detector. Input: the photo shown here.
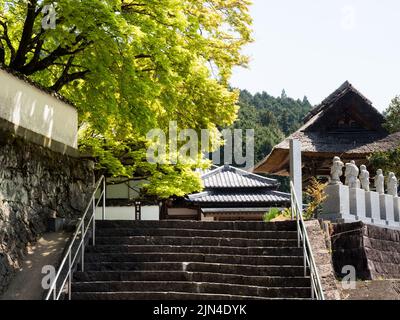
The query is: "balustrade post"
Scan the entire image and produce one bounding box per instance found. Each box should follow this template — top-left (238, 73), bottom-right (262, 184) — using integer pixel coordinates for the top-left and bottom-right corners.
top-left (81, 223), bottom-right (85, 272)
top-left (92, 196), bottom-right (96, 246)
top-left (68, 251), bottom-right (72, 300)
top-left (102, 178), bottom-right (106, 220)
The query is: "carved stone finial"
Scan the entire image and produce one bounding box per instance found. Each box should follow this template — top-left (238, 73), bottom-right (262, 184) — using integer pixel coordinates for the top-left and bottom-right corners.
top-left (359, 165), bottom-right (370, 192)
top-left (330, 156), bottom-right (344, 185)
top-left (387, 172), bottom-right (398, 197)
top-left (374, 169), bottom-right (385, 194)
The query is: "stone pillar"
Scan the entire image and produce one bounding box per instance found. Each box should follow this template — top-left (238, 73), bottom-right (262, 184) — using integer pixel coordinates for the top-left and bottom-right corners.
top-left (365, 191), bottom-right (382, 224)
top-left (394, 197), bottom-right (400, 223)
top-left (322, 184), bottom-right (353, 222)
top-left (350, 188), bottom-right (370, 223)
top-left (289, 139), bottom-right (302, 211)
top-left (379, 194), bottom-right (395, 227)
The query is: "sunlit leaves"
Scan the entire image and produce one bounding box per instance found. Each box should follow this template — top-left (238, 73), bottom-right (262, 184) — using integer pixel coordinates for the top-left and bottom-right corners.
top-left (1, 0), bottom-right (252, 198)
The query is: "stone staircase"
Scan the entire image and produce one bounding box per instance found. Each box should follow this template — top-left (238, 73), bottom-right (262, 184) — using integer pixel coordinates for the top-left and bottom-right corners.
top-left (71, 220), bottom-right (312, 300)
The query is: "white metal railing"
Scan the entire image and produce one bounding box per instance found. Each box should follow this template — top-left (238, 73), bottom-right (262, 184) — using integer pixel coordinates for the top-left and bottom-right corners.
top-left (45, 176), bottom-right (106, 300)
top-left (290, 181), bottom-right (325, 300)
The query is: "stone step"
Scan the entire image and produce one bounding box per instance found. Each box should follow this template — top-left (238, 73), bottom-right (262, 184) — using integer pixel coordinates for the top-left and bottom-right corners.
top-left (71, 281), bottom-right (311, 298)
top-left (74, 271), bottom-right (311, 287)
top-left (83, 261), bottom-right (309, 277)
top-left (84, 252), bottom-right (303, 266)
top-left (95, 220), bottom-right (297, 231)
top-left (71, 220), bottom-right (311, 300)
top-left (86, 245), bottom-right (303, 256)
top-left (95, 236), bottom-right (299, 247)
top-left (95, 228), bottom-right (298, 239)
top-left (71, 291), bottom-right (308, 300)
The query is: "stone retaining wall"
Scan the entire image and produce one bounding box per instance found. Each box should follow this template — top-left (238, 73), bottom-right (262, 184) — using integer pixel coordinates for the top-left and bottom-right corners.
top-left (0, 132), bottom-right (94, 294)
top-left (331, 221), bottom-right (400, 280)
top-left (305, 220), bottom-right (341, 300)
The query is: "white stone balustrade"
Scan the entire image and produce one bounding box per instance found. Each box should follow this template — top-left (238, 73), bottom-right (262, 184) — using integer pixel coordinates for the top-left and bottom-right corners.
top-left (321, 156), bottom-right (400, 229)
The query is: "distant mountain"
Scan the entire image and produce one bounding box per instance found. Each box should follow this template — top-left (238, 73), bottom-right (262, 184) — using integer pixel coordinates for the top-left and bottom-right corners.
top-left (231, 89), bottom-right (313, 165)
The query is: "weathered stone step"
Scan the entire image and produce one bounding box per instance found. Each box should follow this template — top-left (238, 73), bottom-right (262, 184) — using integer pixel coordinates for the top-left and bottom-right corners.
top-left (74, 271), bottom-right (311, 288)
top-left (95, 236), bottom-right (298, 247)
top-left (86, 245), bottom-right (303, 256)
top-left (83, 261), bottom-right (309, 277)
top-left (95, 220), bottom-right (297, 231)
top-left (95, 228), bottom-right (298, 239)
top-left (71, 291), bottom-right (307, 300)
top-left (72, 281), bottom-right (311, 298)
top-left (84, 252), bottom-right (303, 266)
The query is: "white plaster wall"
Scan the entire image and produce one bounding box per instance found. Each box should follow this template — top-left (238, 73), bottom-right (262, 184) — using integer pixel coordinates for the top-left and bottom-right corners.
top-left (95, 206), bottom-right (160, 220)
top-left (0, 69), bottom-right (78, 148)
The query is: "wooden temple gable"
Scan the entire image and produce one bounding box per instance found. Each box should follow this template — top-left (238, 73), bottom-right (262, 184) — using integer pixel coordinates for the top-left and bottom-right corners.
top-left (304, 84), bottom-right (386, 134)
top-left (253, 81), bottom-right (398, 179)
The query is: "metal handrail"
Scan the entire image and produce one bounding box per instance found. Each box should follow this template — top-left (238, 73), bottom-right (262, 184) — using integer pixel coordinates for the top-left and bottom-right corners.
top-left (45, 176), bottom-right (106, 300)
top-left (290, 181), bottom-right (325, 300)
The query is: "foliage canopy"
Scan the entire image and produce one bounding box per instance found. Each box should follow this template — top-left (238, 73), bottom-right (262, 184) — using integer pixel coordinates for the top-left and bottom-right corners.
top-left (0, 0), bottom-right (252, 198)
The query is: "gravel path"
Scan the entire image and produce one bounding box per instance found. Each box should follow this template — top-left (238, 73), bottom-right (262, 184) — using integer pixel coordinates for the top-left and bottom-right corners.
top-left (0, 232), bottom-right (69, 300)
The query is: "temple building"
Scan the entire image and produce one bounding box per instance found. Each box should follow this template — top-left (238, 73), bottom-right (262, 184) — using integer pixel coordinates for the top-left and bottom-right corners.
top-left (163, 164), bottom-right (290, 221)
top-left (253, 81), bottom-right (400, 180)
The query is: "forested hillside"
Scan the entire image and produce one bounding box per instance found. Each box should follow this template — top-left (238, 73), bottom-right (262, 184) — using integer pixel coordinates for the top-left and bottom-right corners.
top-left (231, 89), bottom-right (313, 165)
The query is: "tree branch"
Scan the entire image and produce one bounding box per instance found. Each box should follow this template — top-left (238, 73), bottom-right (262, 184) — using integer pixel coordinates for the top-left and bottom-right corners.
top-left (11, 0), bottom-right (39, 68)
top-left (0, 40), bottom-right (5, 64)
top-left (21, 37), bottom-right (92, 75)
top-left (50, 55), bottom-right (89, 92)
top-left (0, 20), bottom-right (16, 60)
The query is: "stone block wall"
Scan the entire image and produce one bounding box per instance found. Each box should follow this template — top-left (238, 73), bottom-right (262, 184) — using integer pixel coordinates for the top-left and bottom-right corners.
top-left (0, 133), bottom-right (94, 294)
top-left (331, 221), bottom-right (400, 280)
top-left (305, 220), bottom-right (341, 300)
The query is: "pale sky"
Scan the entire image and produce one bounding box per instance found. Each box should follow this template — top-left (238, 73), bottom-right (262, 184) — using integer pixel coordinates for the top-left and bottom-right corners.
top-left (230, 0), bottom-right (400, 112)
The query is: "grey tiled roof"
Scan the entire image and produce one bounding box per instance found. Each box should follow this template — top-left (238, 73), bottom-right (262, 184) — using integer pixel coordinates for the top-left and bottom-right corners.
top-left (201, 208), bottom-right (272, 213)
top-left (202, 164), bottom-right (278, 188)
top-left (188, 190), bottom-right (290, 204)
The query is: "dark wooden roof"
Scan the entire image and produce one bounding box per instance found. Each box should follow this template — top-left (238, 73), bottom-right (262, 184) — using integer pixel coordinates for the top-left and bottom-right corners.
top-left (303, 81), bottom-right (377, 123)
top-left (254, 82), bottom-right (396, 175)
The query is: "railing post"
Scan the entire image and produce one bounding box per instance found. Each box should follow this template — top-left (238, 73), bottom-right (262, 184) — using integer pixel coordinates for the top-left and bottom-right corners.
top-left (81, 222), bottom-right (85, 272)
top-left (311, 277), bottom-right (315, 300)
top-left (92, 196), bottom-right (96, 246)
top-left (53, 286), bottom-right (56, 300)
top-left (311, 274), bottom-right (315, 300)
top-left (68, 251), bottom-right (72, 300)
top-left (296, 208), bottom-right (300, 248)
top-left (102, 178), bottom-right (106, 220)
top-left (303, 241), bottom-right (307, 277)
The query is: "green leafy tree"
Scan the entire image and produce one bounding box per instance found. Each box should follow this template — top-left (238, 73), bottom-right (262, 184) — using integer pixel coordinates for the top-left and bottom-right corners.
top-left (0, 0), bottom-right (252, 198)
top-left (222, 89), bottom-right (312, 168)
top-left (368, 148), bottom-right (400, 178)
top-left (368, 96), bottom-right (400, 177)
top-left (383, 96), bottom-right (400, 133)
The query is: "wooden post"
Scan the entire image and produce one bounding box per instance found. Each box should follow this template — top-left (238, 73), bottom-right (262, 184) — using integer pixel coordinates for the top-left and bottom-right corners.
top-left (135, 201), bottom-right (141, 220)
